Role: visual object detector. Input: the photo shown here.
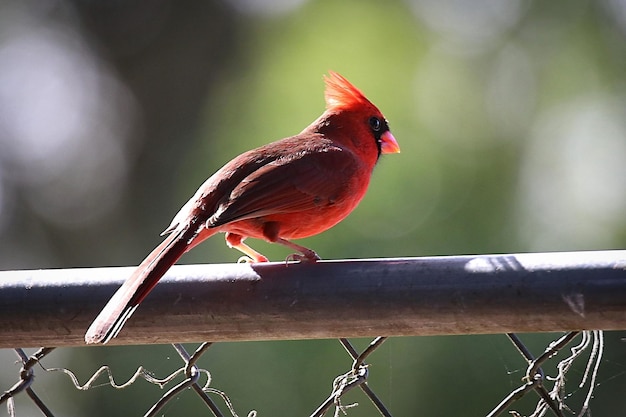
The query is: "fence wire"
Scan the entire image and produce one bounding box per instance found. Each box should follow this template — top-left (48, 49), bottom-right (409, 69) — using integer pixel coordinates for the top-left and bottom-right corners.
top-left (0, 331), bottom-right (608, 416)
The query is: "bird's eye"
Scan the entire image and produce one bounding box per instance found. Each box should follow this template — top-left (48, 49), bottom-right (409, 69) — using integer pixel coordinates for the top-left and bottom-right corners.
top-left (369, 117), bottom-right (382, 132)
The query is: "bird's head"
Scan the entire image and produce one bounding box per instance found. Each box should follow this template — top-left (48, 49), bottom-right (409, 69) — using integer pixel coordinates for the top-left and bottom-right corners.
top-left (323, 71), bottom-right (400, 158)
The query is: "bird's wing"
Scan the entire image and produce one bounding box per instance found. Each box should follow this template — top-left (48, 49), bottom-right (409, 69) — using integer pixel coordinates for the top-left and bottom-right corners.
top-left (208, 144), bottom-right (360, 227)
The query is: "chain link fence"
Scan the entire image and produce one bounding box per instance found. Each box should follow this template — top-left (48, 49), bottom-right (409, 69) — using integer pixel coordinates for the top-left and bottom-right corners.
top-left (0, 331), bottom-right (613, 416)
top-left (1, 251), bottom-right (625, 415)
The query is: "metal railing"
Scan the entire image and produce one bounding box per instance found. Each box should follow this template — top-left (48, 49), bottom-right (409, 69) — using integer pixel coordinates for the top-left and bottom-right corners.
top-left (1, 250), bottom-right (624, 416)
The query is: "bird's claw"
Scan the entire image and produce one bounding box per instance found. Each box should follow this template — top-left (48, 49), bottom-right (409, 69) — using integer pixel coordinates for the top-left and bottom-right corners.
top-left (237, 256), bottom-right (254, 264)
top-left (285, 250), bottom-right (321, 264)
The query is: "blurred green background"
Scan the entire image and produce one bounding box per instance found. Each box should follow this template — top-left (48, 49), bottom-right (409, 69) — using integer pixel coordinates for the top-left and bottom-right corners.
top-left (1, 0), bottom-right (625, 415)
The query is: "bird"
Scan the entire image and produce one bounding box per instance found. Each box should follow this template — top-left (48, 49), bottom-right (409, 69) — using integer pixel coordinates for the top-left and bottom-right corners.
top-left (85, 71), bottom-right (400, 344)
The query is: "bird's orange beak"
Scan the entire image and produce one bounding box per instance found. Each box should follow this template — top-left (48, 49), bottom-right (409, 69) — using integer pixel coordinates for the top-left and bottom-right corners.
top-left (380, 131), bottom-right (400, 154)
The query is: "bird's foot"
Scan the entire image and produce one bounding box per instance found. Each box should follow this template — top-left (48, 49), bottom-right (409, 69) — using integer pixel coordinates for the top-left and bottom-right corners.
top-left (238, 254), bottom-right (269, 263)
top-left (227, 233), bottom-right (270, 263)
top-left (285, 249), bottom-right (321, 264)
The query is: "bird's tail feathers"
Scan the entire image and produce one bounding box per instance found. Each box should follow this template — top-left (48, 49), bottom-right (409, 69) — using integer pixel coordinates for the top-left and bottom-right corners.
top-left (85, 227), bottom-right (197, 344)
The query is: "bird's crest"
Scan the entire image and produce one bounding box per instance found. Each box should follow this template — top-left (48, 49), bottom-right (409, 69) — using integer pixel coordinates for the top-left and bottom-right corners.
top-left (324, 71), bottom-right (374, 111)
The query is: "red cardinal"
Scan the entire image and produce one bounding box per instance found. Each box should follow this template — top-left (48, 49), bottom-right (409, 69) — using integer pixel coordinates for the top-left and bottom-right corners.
top-left (85, 71), bottom-right (400, 344)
